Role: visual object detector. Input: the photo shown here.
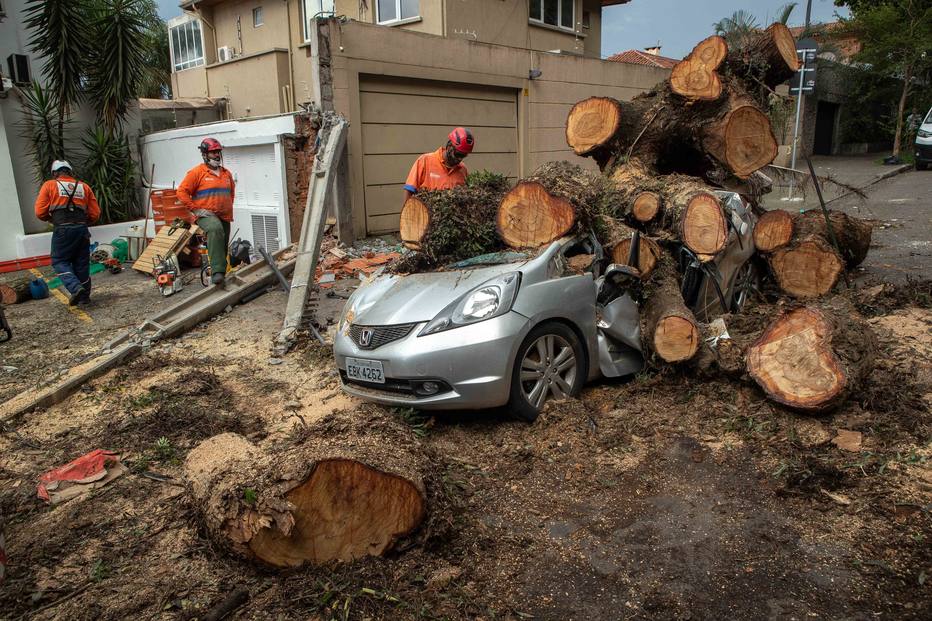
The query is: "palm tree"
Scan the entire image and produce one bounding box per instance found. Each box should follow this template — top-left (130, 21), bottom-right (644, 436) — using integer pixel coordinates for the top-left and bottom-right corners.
top-left (23, 0), bottom-right (92, 154)
top-left (87, 0), bottom-right (149, 132)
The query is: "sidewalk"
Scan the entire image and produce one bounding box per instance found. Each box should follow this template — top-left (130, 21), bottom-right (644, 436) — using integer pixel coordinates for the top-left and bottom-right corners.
top-left (761, 153), bottom-right (911, 210)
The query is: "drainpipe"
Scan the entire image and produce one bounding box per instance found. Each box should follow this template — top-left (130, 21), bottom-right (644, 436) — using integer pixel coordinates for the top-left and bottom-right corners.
top-left (284, 0), bottom-right (297, 111)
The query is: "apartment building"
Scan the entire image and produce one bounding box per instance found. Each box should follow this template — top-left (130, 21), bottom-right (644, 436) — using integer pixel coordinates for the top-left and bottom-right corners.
top-left (168, 0), bottom-right (671, 237)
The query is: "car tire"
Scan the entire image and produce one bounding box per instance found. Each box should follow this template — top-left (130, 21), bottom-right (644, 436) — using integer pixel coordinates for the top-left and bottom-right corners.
top-left (508, 321), bottom-right (587, 423)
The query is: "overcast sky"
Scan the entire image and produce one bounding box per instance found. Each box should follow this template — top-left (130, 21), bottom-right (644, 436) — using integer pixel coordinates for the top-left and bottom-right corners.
top-left (155, 0), bottom-right (850, 60)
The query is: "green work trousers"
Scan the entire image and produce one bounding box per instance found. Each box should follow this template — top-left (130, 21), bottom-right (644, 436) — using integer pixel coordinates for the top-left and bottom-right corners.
top-left (196, 215), bottom-right (231, 276)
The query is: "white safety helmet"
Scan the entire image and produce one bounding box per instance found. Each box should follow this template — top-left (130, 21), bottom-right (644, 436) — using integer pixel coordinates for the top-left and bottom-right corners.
top-left (51, 160), bottom-right (72, 174)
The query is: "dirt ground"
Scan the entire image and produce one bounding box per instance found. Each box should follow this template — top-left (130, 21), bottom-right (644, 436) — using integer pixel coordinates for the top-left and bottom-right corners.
top-left (1, 253), bottom-right (930, 620)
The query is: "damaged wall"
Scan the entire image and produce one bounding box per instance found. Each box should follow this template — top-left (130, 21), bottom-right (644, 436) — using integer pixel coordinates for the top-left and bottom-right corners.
top-left (283, 113), bottom-right (319, 242)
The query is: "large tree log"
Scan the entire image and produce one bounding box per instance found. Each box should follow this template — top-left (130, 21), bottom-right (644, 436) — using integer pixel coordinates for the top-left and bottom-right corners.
top-left (746, 299), bottom-right (877, 412)
top-left (0, 279), bottom-right (31, 305)
top-left (601, 217), bottom-right (663, 279)
top-left (670, 35), bottom-right (729, 101)
top-left (756, 209), bottom-right (871, 274)
top-left (497, 161), bottom-right (604, 248)
top-left (725, 23), bottom-right (800, 92)
top-left (769, 236), bottom-right (844, 299)
top-left (753, 209), bottom-right (795, 252)
top-left (399, 175), bottom-right (509, 263)
top-left (793, 210), bottom-right (872, 268)
top-left (184, 406), bottom-right (430, 567)
top-left (640, 253), bottom-right (701, 363)
top-left (698, 83), bottom-right (779, 178)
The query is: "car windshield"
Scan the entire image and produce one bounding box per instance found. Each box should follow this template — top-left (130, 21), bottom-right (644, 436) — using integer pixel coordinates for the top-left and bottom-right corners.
top-left (445, 250), bottom-right (533, 269)
top-left (925, 107), bottom-right (932, 124)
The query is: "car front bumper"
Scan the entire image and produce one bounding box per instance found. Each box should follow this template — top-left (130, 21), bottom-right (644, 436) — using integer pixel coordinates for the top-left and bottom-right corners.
top-left (333, 311), bottom-right (531, 410)
top-left (916, 142), bottom-right (932, 163)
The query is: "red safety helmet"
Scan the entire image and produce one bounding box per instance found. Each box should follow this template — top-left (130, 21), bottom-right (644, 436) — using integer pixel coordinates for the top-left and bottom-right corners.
top-left (198, 137), bottom-right (223, 153)
top-left (448, 127), bottom-right (474, 154)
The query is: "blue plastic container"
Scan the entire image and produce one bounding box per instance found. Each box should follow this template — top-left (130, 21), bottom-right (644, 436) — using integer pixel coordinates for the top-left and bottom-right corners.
top-left (29, 278), bottom-right (50, 300)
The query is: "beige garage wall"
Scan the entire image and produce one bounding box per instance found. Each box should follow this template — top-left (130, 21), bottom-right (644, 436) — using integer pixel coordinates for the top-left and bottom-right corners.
top-left (322, 20), bottom-right (670, 237)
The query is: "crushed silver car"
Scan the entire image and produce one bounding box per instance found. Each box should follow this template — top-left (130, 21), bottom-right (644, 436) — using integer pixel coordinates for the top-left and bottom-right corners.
top-left (334, 191), bottom-right (758, 421)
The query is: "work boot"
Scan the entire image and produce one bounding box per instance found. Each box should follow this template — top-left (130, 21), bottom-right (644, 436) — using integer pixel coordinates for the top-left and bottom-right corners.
top-left (68, 287), bottom-right (87, 306)
top-left (211, 272), bottom-right (226, 286)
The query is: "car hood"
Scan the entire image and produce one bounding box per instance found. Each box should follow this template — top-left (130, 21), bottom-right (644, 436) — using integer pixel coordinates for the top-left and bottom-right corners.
top-left (348, 263), bottom-right (524, 325)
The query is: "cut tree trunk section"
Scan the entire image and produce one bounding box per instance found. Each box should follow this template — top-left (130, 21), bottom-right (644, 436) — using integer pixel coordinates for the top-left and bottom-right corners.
top-left (184, 407), bottom-right (430, 568)
top-left (659, 178), bottom-right (729, 258)
top-left (631, 191), bottom-right (663, 223)
top-left (746, 301), bottom-right (877, 412)
top-left (753, 209), bottom-right (794, 252)
top-left (769, 236), bottom-right (844, 299)
top-left (497, 162), bottom-right (603, 249)
top-left (497, 182), bottom-right (576, 248)
top-left (0, 279), bottom-right (31, 305)
top-left (701, 99), bottom-right (778, 178)
top-left (640, 254), bottom-right (701, 363)
top-left (602, 217), bottom-right (663, 279)
top-left (793, 210), bottom-right (872, 268)
top-left (399, 197), bottom-right (430, 250)
top-left (726, 23), bottom-right (800, 91)
top-left (670, 35), bottom-right (728, 101)
top-left (565, 97), bottom-right (622, 156)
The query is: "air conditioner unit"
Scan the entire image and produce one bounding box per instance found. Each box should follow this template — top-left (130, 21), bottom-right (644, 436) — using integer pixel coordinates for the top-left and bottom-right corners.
top-left (6, 54), bottom-right (30, 85)
top-left (217, 46), bottom-right (235, 62)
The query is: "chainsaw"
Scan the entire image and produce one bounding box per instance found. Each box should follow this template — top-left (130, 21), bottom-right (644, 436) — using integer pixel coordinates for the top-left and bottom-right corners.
top-left (103, 258), bottom-right (123, 274)
top-left (153, 254), bottom-right (183, 297)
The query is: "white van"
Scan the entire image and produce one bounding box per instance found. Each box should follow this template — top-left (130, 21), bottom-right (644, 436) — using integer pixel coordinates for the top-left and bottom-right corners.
top-left (916, 106), bottom-right (932, 170)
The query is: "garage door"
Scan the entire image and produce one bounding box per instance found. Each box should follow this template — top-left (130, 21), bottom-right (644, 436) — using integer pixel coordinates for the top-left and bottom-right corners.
top-left (359, 75), bottom-right (519, 234)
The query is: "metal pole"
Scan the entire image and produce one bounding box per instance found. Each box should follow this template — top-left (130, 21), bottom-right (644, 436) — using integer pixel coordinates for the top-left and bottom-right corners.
top-left (788, 59), bottom-right (807, 199)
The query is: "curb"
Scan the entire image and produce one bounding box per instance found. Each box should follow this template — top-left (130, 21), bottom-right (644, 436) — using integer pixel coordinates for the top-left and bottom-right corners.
top-left (826, 163), bottom-right (912, 205)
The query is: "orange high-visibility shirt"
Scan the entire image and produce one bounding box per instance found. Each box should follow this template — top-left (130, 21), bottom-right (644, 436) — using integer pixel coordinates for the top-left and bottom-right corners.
top-left (34, 176), bottom-right (101, 223)
top-left (404, 148), bottom-right (468, 193)
top-left (176, 163), bottom-right (236, 222)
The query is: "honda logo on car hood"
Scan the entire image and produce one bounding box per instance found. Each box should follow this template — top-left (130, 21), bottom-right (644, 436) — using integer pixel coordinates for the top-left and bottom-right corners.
top-left (359, 328), bottom-right (373, 347)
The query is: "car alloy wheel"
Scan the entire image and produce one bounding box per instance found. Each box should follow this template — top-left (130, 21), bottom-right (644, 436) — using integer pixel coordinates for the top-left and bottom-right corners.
top-left (508, 321), bottom-right (587, 422)
top-left (520, 333), bottom-right (578, 410)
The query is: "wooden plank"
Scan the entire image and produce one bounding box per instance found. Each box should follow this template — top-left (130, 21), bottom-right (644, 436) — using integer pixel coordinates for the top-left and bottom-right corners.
top-left (132, 225), bottom-right (199, 274)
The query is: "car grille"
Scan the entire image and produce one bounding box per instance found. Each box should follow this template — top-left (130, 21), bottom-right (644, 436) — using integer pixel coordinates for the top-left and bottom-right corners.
top-left (348, 322), bottom-right (416, 350)
top-left (917, 143), bottom-right (932, 159)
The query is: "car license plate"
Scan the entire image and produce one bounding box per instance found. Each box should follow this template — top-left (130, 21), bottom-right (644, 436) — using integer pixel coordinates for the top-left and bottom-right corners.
top-left (346, 357), bottom-right (385, 384)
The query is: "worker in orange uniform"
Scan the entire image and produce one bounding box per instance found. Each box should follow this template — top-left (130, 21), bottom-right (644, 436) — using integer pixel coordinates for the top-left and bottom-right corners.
top-left (177, 138), bottom-right (235, 285)
top-left (403, 127), bottom-right (475, 200)
top-left (34, 160), bottom-right (101, 306)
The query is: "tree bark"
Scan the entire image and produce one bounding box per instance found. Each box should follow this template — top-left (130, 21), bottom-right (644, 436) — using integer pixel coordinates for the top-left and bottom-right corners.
top-left (725, 23), bottom-right (800, 92)
top-left (497, 161), bottom-right (604, 248)
top-left (893, 62), bottom-right (912, 158)
top-left (640, 253), bottom-right (701, 363)
top-left (0, 279), bottom-right (32, 305)
top-left (746, 299), bottom-right (877, 412)
top-left (792, 210), bottom-right (872, 268)
top-left (184, 406), bottom-right (430, 568)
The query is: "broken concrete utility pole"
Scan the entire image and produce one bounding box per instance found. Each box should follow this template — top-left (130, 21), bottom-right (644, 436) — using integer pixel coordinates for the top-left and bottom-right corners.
top-left (273, 112), bottom-right (349, 355)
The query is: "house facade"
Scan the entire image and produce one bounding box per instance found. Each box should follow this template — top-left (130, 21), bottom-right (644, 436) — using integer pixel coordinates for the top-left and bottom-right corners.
top-left (168, 0), bottom-right (671, 238)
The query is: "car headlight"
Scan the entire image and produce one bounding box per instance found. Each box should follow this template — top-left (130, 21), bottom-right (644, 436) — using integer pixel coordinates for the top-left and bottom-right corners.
top-left (919, 129), bottom-right (932, 138)
top-left (419, 272), bottom-right (521, 336)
